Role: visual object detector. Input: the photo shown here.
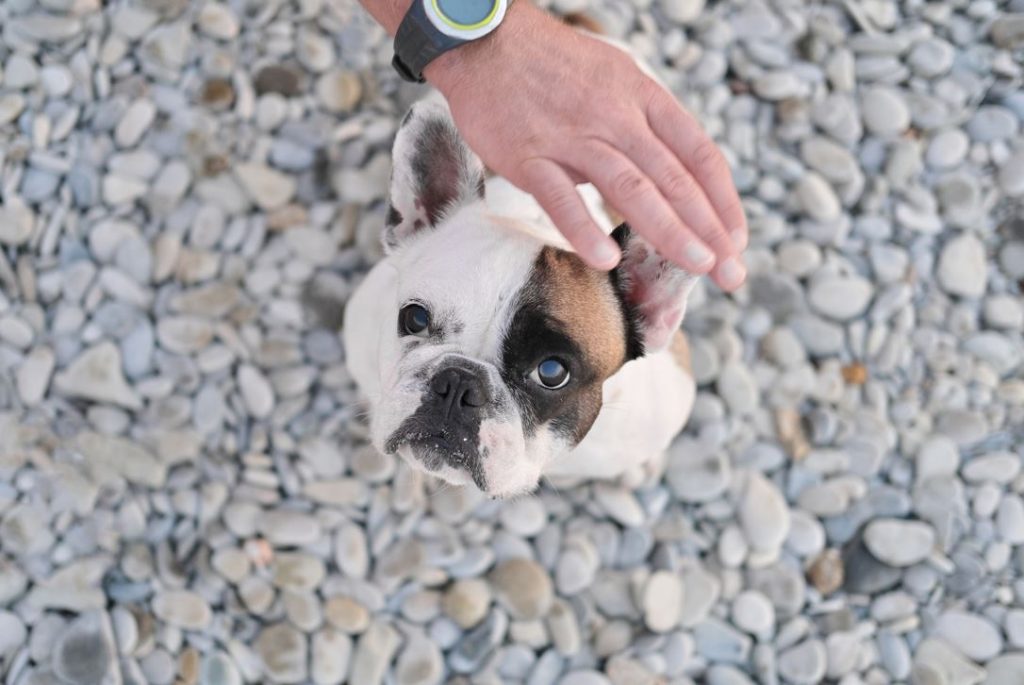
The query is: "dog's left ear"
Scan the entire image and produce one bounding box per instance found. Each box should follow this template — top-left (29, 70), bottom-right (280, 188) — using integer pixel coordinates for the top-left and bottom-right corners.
top-left (611, 223), bottom-right (698, 357)
top-left (384, 94), bottom-right (486, 252)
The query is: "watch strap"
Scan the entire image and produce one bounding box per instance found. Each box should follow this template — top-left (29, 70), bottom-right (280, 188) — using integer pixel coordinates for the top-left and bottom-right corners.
top-left (393, 0), bottom-right (465, 83)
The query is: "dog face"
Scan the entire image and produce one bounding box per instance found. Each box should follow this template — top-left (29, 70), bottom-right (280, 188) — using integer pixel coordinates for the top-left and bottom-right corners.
top-left (366, 95), bottom-right (696, 497)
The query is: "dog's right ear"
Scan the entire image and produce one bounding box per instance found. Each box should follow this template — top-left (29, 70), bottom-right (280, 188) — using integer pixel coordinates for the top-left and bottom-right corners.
top-left (610, 223), bottom-right (697, 358)
top-left (383, 94), bottom-right (486, 252)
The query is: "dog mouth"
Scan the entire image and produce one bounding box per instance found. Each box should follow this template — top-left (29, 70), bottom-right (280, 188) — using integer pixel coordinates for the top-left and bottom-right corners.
top-left (385, 425), bottom-right (487, 490)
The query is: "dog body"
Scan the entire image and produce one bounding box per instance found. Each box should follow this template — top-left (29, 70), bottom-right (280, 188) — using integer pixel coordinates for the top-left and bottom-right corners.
top-left (344, 94), bottom-right (696, 497)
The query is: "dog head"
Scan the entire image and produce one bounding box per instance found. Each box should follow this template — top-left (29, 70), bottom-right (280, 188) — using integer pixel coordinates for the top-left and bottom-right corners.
top-left (367, 95), bottom-right (696, 497)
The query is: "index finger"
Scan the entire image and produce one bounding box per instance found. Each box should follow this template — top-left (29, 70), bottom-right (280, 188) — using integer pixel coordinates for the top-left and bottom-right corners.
top-left (647, 88), bottom-right (748, 251)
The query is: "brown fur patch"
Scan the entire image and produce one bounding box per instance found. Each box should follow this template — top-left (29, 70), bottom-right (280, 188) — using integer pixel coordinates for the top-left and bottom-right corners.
top-left (536, 247), bottom-right (627, 378)
top-left (670, 330), bottom-right (692, 375)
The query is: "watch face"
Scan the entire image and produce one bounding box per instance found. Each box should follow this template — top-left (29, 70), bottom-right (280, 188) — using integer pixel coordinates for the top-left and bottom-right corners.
top-left (424, 0), bottom-right (507, 38)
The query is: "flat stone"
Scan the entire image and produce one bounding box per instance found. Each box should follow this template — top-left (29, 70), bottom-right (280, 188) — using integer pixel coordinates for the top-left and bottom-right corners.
top-left (937, 233), bottom-right (988, 298)
top-left (738, 471), bottom-right (791, 556)
top-left (863, 518), bottom-right (935, 567)
top-left (256, 623), bottom-right (307, 684)
top-left (693, 618), bottom-right (752, 664)
top-left (271, 553), bottom-right (326, 592)
top-left (349, 620), bottom-right (400, 685)
top-left (152, 590), bottom-right (212, 630)
top-left (0, 198), bottom-right (36, 246)
top-left (643, 571), bottom-right (684, 633)
top-left (800, 137), bottom-right (859, 184)
top-left (312, 629), bottom-right (351, 685)
top-left (235, 162), bottom-right (297, 211)
top-left (74, 431), bottom-right (166, 488)
top-left (442, 579), bottom-right (491, 629)
top-left (934, 611), bottom-right (1003, 662)
top-left (394, 633), bottom-right (444, 685)
top-left (200, 652), bottom-right (242, 685)
top-left (861, 87), bottom-right (910, 136)
top-left (258, 509), bottom-right (322, 547)
top-left (808, 274), bottom-right (873, 321)
top-left (778, 639), bottom-right (827, 685)
top-left (991, 14), bottom-right (1024, 48)
top-left (238, 364), bottom-right (275, 419)
top-left (0, 95), bottom-right (26, 127)
top-left (907, 38), bottom-right (955, 77)
top-left (53, 612), bottom-right (116, 685)
top-left (659, 0), bottom-right (705, 24)
top-left (197, 2), bottom-right (239, 39)
top-left (54, 342), bottom-right (141, 409)
top-left (16, 346), bottom-right (54, 405)
top-left (926, 129), bottom-right (969, 169)
top-left (796, 172), bottom-right (841, 223)
top-left (490, 558), bottom-right (554, 620)
top-left (666, 440), bottom-right (731, 503)
top-left (115, 99), bottom-right (157, 148)
top-left (316, 69), bottom-right (363, 113)
top-left (912, 638), bottom-right (984, 685)
top-left (999, 151), bottom-right (1024, 197)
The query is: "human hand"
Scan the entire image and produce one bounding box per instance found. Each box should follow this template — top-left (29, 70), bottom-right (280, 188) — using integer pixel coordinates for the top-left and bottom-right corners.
top-left (424, 2), bottom-right (748, 290)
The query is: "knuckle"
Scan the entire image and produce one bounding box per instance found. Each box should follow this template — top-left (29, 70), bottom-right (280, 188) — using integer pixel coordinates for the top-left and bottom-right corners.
top-left (611, 169), bottom-right (648, 200)
top-left (692, 140), bottom-right (725, 170)
top-left (659, 169), bottom-right (699, 204)
top-left (702, 227), bottom-right (734, 255)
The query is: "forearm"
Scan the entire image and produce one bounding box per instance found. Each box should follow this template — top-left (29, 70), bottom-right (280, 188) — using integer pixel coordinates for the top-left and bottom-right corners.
top-left (357, 0), bottom-right (544, 94)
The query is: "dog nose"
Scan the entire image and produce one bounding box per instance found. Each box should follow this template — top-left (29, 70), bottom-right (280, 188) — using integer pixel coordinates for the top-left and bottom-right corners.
top-left (430, 366), bottom-right (491, 417)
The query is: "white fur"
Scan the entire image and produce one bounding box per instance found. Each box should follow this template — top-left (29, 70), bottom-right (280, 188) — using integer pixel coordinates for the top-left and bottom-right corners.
top-left (345, 177), bottom-right (696, 495)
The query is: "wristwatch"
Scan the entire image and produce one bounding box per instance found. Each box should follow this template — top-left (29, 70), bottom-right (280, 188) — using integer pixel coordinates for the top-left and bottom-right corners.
top-left (392, 0), bottom-right (510, 83)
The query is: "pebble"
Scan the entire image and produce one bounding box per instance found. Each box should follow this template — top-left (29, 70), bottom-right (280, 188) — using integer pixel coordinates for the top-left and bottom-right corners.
top-left (999, 151), bottom-right (1024, 196)
top-left (256, 624), bottom-right (307, 683)
top-left (395, 633), bottom-right (444, 685)
top-left (863, 518), bottom-right (935, 567)
top-left (490, 559), bottom-right (554, 620)
top-left (52, 613), bottom-right (116, 685)
top-left (312, 629), bottom-right (352, 685)
top-left (642, 571), bottom-right (684, 633)
top-left (0, 199), bottom-right (36, 246)
top-left (808, 275), bottom-right (874, 321)
top-left (238, 364), bottom-right (275, 419)
top-left (926, 129), bottom-right (969, 169)
top-left (152, 590), bottom-right (212, 630)
top-left (235, 162), bottom-right (297, 211)
top-left (796, 173), bottom-right (841, 223)
top-left (197, 2), bottom-right (239, 39)
top-left (442, 579), bottom-right (492, 629)
top-left (666, 441), bottom-right (731, 502)
top-left (778, 639), bottom-right (827, 685)
top-left (730, 590), bottom-right (774, 638)
top-left (934, 610), bottom-right (1003, 662)
top-left (660, 0), bottom-right (705, 24)
top-left (53, 342), bottom-right (142, 409)
top-left (115, 99), bottom-right (157, 148)
top-left (738, 471), bottom-right (791, 556)
top-left (861, 87), bottom-right (911, 136)
top-left (316, 69), bottom-right (363, 113)
top-left (350, 620), bottom-right (400, 685)
top-left (937, 233), bottom-right (988, 298)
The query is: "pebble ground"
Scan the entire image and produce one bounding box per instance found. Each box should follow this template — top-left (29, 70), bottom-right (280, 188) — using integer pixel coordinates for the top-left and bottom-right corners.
top-left (1, 0), bottom-right (1023, 684)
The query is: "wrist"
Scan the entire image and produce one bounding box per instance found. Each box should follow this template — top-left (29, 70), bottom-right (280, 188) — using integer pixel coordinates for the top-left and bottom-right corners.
top-left (422, 0), bottom-right (539, 95)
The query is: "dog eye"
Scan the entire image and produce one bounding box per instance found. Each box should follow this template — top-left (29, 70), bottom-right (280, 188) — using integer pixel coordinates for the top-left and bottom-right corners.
top-left (531, 358), bottom-right (570, 389)
top-left (399, 304), bottom-right (430, 336)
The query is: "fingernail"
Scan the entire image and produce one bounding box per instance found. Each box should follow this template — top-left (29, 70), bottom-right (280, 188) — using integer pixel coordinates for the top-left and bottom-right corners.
top-left (593, 240), bottom-right (621, 268)
top-left (717, 256), bottom-right (747, 290)
top-left (685, 242), bottom-right (715, 270)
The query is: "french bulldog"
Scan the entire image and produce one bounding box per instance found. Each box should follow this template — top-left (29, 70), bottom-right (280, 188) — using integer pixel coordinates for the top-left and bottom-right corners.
top-left (343, 93), bottom-right (697, 497)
